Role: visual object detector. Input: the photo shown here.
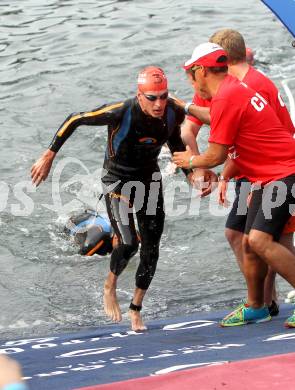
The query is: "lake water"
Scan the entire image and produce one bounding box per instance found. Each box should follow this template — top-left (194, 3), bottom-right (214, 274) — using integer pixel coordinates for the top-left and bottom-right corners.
top-left (0, 0), bottom-right (295, 339)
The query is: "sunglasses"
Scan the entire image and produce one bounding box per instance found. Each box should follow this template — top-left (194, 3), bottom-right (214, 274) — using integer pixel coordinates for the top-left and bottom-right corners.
top-left (142, 91), bottom-right (169, 101)
top-left (191, 65), bottom-right (202, 72)
top-left (186, 65), bottom-right (202, 81)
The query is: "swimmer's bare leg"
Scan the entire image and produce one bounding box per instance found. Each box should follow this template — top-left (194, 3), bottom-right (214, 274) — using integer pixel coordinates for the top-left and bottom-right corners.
top-left (129, 287), bottom-right (147, 331)
top-left (104, 271), bottom-right (122, 322)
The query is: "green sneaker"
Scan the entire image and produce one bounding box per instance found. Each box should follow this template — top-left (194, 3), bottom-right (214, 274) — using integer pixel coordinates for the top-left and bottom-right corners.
top-left (284, 310), bottom-right (295, 328)
top-left (220, 303), bottom-right (271, 327)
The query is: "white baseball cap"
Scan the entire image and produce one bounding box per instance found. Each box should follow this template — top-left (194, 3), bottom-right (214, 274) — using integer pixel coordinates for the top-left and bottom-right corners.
top-left (183, 42), bottom-right (228, 70)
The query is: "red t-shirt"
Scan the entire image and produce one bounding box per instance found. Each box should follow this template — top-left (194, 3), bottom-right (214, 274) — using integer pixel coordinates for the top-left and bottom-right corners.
top-left (188, 66), bottom-right (294, 135)
top-left (243, 66), bottom-right (294, 135)
top-left (187, 95), bottom-right (211, 126)
top-left (208, 75), bottom-right (295, 184)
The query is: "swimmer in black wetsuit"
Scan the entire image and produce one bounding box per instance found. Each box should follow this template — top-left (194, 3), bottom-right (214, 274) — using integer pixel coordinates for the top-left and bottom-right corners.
top-left (31, 66), bottom-right (193, 331)
top-left (65, 209), bottom-right (139, 257)
top-left (65, 210), bottom-right (114, 256)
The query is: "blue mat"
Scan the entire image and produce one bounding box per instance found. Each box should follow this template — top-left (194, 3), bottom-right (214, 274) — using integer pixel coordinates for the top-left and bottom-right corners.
top-left (1, 304), bottom-right (295, 390)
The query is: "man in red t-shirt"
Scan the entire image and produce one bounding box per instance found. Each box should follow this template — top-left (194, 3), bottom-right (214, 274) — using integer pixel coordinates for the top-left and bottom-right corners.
top-left (210, 29), bottom-right (295, 317)
top-left (179, 29), bottom-right (295, 319)
top-left (173, 42), bottom-right (295, 328)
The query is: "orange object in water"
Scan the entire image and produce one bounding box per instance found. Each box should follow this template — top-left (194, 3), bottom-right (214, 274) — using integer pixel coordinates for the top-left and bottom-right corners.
top-left (246, 47), bottom-right (255, 65)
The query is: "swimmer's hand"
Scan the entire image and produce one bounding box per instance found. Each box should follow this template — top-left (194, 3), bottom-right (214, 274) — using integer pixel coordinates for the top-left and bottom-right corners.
top-left (31, 149), bottom-right (56, 186)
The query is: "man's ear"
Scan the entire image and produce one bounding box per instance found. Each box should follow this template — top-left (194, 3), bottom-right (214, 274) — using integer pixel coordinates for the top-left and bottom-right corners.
top-left (137, 91), bottom-right (142, 103)
top-left (201, 66), bottom-right (207, 77)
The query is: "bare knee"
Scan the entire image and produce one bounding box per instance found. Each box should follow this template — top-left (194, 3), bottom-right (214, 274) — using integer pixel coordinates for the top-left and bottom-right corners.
top-left (248, 230), bottom-right (271, 257)
top-left (225, 228), bottom-right (243, 248)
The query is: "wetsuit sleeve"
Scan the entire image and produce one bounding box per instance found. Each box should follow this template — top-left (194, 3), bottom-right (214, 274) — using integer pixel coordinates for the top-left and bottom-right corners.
top-left (49, 102), bottom-right (124, 153)
top-left (166, 106), bottom-right (192, 177)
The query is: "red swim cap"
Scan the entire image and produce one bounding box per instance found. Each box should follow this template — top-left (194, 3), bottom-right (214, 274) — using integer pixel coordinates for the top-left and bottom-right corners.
top-left (137, 66), bottom-right (168, 92)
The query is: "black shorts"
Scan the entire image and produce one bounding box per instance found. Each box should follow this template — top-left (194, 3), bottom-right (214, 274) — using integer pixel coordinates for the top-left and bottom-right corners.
top-left (244, 174), bottom-right (295, 241)
top-left (225, 178), bottom-right (251, 232)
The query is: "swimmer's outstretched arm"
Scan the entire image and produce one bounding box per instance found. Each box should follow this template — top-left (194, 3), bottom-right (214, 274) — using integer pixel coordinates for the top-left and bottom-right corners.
top-left (31, 101), bottom-right (124, 186)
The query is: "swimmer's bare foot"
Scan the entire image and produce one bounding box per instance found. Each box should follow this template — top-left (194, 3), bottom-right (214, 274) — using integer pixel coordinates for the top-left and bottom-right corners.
top-left (103, 273), bottom-right (122, 323)
top-left (129, 309), bottom-right (147, 331)
top-left (128, 301), bottom-right (147, 331)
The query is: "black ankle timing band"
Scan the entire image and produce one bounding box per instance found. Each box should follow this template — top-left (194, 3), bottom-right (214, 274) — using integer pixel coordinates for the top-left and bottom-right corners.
top-left (129, 302), bottom-right (142, 311)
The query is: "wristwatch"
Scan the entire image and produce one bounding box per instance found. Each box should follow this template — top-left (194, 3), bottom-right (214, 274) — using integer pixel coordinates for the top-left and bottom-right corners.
top-left (184, 101), bottom-right (193, 114)
top-left (218, 175), bottom-right (229, 182)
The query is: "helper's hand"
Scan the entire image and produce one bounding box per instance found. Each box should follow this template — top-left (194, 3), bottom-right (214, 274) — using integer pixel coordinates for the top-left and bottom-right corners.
top-left (173, 145), bottom-right (193, 169)
top-left (192, 169), bottom-right (218, 197)
top-left (168, 92), bottom-right (186, 110)
top-left (217, 179), bottom-right (230, 207)
top-left (0, 355), bottom-right (24, 388)
top-left (31, 149), bottom-right (56, 187)
top-left (201, 169), bottom-right (218, 197)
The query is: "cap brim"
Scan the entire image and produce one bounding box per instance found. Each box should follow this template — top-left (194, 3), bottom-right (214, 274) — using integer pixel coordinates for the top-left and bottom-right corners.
top-left (182, 60), bottom-right (195, 70)
top-left (182, 49), bottom-right (228, 70)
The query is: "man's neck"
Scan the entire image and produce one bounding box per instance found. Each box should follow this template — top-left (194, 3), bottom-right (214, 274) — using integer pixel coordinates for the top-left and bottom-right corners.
top-left (207, 73), bottom-right (227, 97)
top-left (228, 62), bottom-right (250, 81)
